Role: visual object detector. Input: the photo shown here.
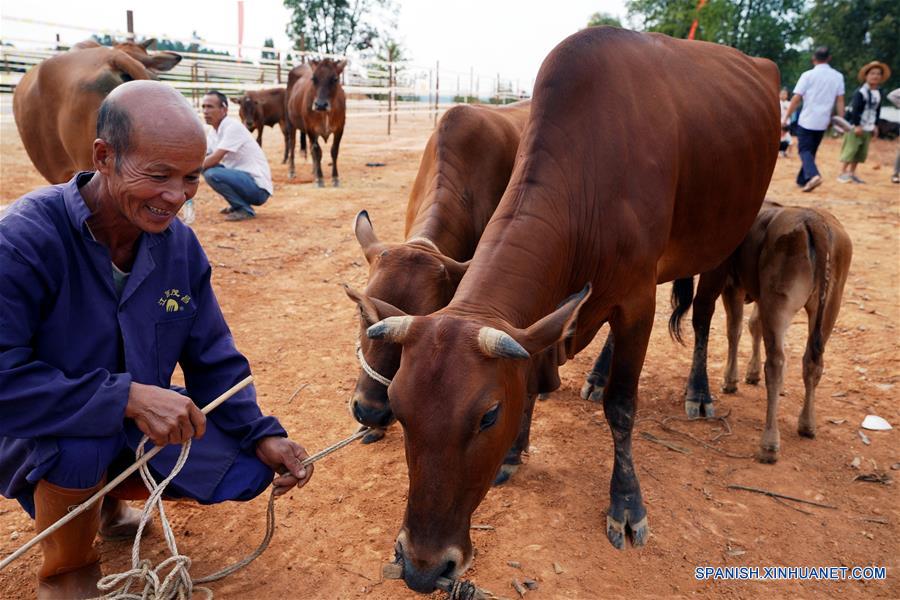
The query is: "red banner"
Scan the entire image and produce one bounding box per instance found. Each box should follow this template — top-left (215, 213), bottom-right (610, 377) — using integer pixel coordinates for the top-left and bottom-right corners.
top-left (688, 0), bottom-right (708, 40)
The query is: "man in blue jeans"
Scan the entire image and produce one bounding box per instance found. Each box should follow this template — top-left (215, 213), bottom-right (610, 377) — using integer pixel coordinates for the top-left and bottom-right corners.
top-left (202, 90), bottom-right (273, 221)
top-left (783, 47), bottom-right (845, 193)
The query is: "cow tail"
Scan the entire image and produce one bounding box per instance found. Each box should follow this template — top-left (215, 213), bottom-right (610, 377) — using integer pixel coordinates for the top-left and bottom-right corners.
top-left (804, 217), bottom-right (832, 361)
top-left (668, 277), bottom-right (695, 345)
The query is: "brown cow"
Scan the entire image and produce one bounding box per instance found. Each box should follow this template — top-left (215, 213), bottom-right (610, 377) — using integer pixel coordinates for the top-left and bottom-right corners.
top-left (286, 59), bottom-right (346, 186)
top-left (343, 100), bottom-right (531, 444)
top-left (356, 27), bottom-right (779, 592)
top-left (13, 39), bottom-right (181, 184)
top-left (230, 87), bottom-right (291, 163)
top-left (671, 201), bottom-right (852, 463)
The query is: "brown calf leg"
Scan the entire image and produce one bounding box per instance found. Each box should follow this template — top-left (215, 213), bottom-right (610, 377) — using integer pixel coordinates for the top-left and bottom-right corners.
top-left (745, 305), bottom-right (762, 385)
top-left (758, 304), bottom-right (792, 463)
top-left (684, 268), bottom-right (727, 418)
top-left (721, 284), bottom-right (745, 394)
top-left (330, 128), bottom-right (343, 187)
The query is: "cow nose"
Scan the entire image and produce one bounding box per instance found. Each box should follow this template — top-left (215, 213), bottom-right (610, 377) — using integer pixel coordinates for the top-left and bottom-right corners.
top-left (351, 397), bottom-right (394, 428)
top-left (397, 541), bottom-right (459, 594)
top-left (314, 101), bottom-right (330, 111)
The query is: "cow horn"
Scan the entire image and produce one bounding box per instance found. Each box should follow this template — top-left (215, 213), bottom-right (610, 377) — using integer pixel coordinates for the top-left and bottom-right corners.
top-left (367, 316), bottom-right (414, 343)
top-left (477, 327), bottom-right (530, 360)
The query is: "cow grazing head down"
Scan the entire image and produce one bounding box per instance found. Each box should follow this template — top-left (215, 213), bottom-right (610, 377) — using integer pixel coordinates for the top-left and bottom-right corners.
top-left (366, 285), bottom-right (591, 593)
top-left (231, 94), bottom-right (261, 131)
top-left (344, 211), bottom-right (468, 430)
top-left (309, 59), bottom-right (346, 112)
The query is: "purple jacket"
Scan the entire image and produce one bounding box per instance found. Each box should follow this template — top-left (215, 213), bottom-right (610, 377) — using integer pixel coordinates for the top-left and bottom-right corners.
top-left (0, 173), bottom-right (285, 501)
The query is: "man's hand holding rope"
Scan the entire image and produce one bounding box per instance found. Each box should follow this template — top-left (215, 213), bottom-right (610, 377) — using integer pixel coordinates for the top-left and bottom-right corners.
top-left (256, 436), bottom-right (315, 496)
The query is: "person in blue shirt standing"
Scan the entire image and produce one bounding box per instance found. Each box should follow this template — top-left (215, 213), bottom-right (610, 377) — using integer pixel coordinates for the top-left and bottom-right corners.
top-left (0, 81), bottom-right (314, 599)
top-left (783, 46), bottom-right (846, 192)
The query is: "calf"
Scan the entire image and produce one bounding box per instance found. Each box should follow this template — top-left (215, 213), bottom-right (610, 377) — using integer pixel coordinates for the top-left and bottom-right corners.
top-left (673, 202), bottom-right (852, 462)
top-left (230, 87), bottom-right (291, 163)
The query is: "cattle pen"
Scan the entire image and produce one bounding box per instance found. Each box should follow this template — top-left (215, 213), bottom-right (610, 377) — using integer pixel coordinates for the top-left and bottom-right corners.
top-left (1, 12), bottom-right (899, 600)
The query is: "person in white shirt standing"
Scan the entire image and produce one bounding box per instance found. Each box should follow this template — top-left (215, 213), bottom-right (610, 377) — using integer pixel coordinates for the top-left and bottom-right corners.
top-left (783, 47), bottom-right (845, 192)
top-left (201, 90), bottom-right (274, 221)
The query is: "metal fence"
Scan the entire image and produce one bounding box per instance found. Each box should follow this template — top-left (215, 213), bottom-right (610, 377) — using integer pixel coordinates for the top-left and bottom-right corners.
top-left (0, 15), bottom-right (530, 133)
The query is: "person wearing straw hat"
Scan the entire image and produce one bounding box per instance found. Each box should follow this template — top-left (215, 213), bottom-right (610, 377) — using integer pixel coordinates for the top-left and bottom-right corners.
top-left (0, 81), bottom-right (313, 599)
top-left (837, 60), bottom-right (890, 184)
top-left (782, 46), bottom-right (846, 192)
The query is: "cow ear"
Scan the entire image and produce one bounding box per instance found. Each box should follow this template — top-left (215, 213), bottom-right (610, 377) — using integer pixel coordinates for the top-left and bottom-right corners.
top-left (140, 38), bottom-right (157, 50)
top-left (145, 52), bottom-right (181, 72)
top-left (230, 96), bottom-right (243, 104)
top-left (342, 284), bottom-right (407, 326)
top-left (353, 210), bottom-right (384, 264)
top-left (516, 284), bottom-right (592, 355)
top-left (309, 60), bottom-right (320, 70)
top-left (334, 60), bottom-right (347, 75)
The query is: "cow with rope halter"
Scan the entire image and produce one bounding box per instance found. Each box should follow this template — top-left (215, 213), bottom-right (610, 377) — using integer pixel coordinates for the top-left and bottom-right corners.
top-left (343, 100), bottom-right (531, 444)
top-left (0, 81), bottom-right (314, 599)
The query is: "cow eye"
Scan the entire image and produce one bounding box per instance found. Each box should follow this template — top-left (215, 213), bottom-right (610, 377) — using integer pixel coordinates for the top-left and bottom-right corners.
top-left (312, 76), bottom-right (319, 84)
top-left (331, 76), bottom-right (338, 84)
top-left (479, 404), bottom-right (500, 431)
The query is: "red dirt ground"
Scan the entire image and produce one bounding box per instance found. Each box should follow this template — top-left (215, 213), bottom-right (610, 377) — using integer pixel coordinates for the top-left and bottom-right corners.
top-left (1, 109), bottom-right (898, 599)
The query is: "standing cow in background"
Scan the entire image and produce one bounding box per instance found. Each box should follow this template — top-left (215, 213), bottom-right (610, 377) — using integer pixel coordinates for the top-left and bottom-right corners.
top-left (672, 201), bottom-right (852, 463)
top-left (230, 87), bottom-right (291, 163)
top-left (13, 39), bottom-right (181, 184)
top-left (287, 59), bottom-right (346, 186)
top-left (343, 100), bottom-right (531, 444)
top-left (359, 27), bottom-right (779, 594)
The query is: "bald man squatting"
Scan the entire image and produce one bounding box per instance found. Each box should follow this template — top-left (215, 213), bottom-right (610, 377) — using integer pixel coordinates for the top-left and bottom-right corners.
top-left (0, 81), bottom-right (314, 599)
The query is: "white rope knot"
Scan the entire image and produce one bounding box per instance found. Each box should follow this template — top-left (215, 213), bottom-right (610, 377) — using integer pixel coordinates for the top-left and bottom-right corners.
top-left (356, 341), bottom-right (392, 387)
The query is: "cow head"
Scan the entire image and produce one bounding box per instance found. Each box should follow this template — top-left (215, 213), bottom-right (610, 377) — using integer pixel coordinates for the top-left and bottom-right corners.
top-left (231, 94), bottom-right (261, 131)
top-left (113, 39), bottom-right (181, 76)
top-left (367, 285), bottom-right (590, 593)
top-left (309, 59), bottom-right (346, 112)
top-left (344, 210), bottom-right (467, 429)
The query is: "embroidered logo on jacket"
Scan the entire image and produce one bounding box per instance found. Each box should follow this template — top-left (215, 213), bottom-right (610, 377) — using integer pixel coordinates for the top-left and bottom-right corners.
top-left (158, 289), bottom-right (191, 312)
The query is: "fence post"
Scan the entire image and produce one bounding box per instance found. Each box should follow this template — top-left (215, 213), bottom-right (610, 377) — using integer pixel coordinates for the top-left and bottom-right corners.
top-left (434, 60), bottom-right (439, 126)
top-left (126, 10), bottom-right (134, 42)
top-left (277, 52), bottom-right (282, 84)
top-left (468, 67), bottom-right (474, 104)
top-left (387, 62), bottom-right (393, 136)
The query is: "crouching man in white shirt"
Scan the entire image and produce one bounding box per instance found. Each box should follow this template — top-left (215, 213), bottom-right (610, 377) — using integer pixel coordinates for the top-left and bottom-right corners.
top-left (201, 90), bottom-right (274, 221)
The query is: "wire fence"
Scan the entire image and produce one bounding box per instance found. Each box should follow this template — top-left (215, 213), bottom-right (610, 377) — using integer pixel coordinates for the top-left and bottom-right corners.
top-left (0, 14), bottom-right (531, 133)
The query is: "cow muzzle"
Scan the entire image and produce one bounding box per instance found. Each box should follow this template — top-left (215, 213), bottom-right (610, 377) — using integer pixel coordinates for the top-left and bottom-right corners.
top-left (313, 100), bottom-right (331, 112)
top-left (395, 532), bottom-right (468, 594)
top-left (350, 395), bottom-right (395, 428)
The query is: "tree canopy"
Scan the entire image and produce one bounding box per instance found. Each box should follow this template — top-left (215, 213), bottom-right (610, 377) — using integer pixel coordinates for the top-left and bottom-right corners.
top-left (587, 12), bottom-right (623, 28)
top-left (283, 0), bottom-right (397, 56)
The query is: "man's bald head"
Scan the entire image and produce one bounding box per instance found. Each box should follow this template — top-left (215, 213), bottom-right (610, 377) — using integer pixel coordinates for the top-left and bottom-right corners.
top-left (97, 80), bottom-right (205, 169)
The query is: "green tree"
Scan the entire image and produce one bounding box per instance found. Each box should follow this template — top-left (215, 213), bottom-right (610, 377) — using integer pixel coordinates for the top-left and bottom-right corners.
top-left (807, 0), bottom-right (899, 93)
top-left (262, 37), bottom-right (277, 61)
top-left (627, 0), bottom-right (806, 86)
top-left (284, 0), bottom-right (397, 55)
top-left (587, 12), bottom-right (623, 28)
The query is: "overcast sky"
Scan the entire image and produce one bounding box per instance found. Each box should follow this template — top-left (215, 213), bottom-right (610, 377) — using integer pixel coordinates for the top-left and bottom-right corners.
top-left (1, 0), bottom-right (629, 91)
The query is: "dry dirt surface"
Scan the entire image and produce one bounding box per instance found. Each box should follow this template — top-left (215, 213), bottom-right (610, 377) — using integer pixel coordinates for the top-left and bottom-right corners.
top-left (1, 106), bottom-right (898, 600)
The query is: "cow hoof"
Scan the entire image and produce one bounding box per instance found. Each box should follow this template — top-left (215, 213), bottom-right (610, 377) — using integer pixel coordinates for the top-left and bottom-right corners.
top-left (721, 381), bottom-right (738, 394)
top-left (756, 445), bottom-right (779, 464)
top-left (745, 374), bottom-right (760, 385)
top-left (332, 178), bottom-right (340, 187)
top-left (316, 179), bottom-right (325, 188)
top-left (537, 392), bottom-right (551, 401)
top-left (685, 394), bottom-right (715, 418)
top-left (362, 428), bottom-right (387, 444)
top-left (605, 510), bottom-right (649, 550)
top-left (288, 172), bottom-right (295, 180)
top-left (492, 463), bottom-right (519, 486)
top-left (797, 424), bottom-right (816, 439)
top-left (580, 380), bottom-right (604, 403)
